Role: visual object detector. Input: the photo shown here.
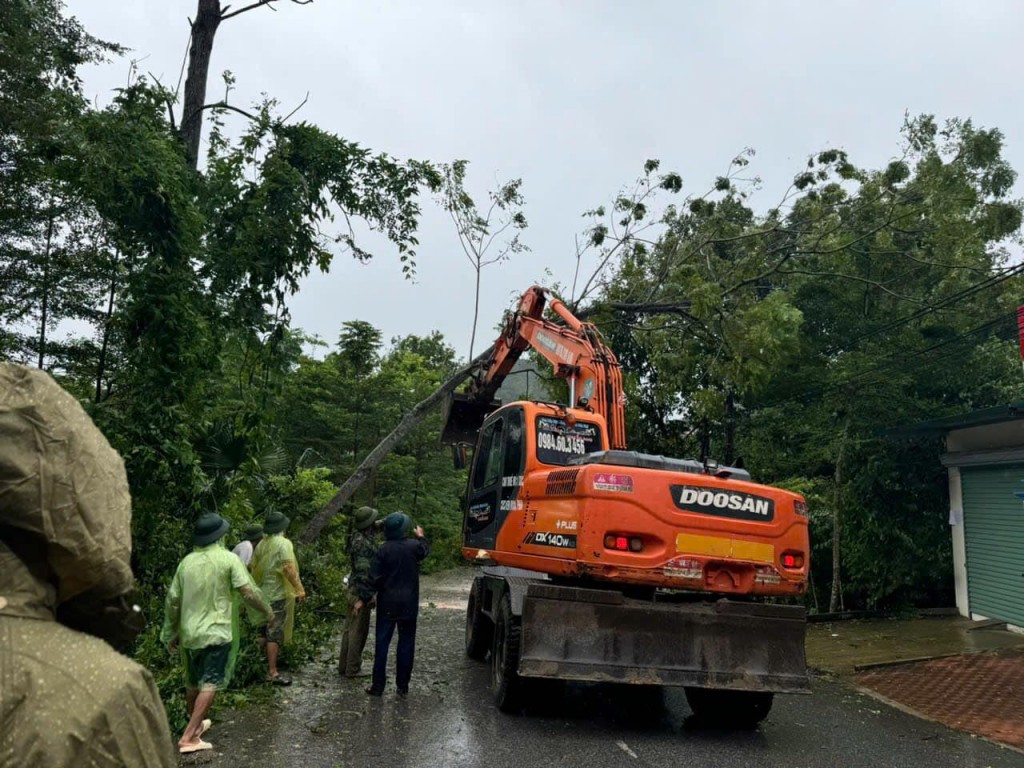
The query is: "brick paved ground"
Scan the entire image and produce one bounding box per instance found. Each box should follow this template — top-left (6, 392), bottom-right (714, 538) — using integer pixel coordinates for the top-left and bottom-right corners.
top-left (855, 648), bottom-right (1024, 751)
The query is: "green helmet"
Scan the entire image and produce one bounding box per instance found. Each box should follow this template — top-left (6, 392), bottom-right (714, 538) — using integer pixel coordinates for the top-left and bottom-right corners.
top-left (353, 506), bottom-right (379, 531)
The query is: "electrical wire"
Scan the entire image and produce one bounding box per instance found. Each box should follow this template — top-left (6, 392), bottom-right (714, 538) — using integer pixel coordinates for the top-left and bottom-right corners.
top-left (844, 262), bottom-right (1024, 345)
top-left (759, 311), bottom-right (1018, 408)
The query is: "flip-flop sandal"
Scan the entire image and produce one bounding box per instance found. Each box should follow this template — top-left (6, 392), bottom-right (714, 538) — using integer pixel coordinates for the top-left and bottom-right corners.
top-left (179, 740), bottom-right (213, 754)
top-left (199, 719), bottom-right (212, 737)
top-left (267, 675), bottom-right (292, 686)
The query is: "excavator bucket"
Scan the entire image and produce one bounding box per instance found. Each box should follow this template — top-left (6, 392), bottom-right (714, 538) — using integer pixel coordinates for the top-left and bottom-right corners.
top-left (441, 393), bottom-right (500, 446)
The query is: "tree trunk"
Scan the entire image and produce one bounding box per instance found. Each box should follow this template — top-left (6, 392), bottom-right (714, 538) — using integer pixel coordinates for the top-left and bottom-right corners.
top-left (468, 259), bottom-right (481, 359)
top-left (723, 391), bottom-right (735, 465)
top-left (829, 418), bottom-right (850, 613)
top-left (37, 201), bottom-right (56, 370)
top-left (95, 274), bottom-right (117, 402)
top-left (299, 346), bottom-right (494, 544)
top-left (180, 0), bottom-right (222, 170)
top-left (411, 446), bottom-right (421, 514)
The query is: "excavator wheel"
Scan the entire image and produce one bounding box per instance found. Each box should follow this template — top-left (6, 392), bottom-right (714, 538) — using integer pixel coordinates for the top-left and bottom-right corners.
top-left (684, 687), bottom-right (774, 729)
top-left (465, 577), bottom-right (492, 661)
top-left (491, 591), bottom-right (525, 713)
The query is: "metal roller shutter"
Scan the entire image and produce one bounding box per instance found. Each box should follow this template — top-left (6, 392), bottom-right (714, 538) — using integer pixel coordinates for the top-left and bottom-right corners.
top-left (961, 464), bottom-right (1024, 627)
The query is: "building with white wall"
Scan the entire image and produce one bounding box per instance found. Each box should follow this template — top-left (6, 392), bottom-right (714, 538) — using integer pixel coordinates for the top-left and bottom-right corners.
top-left (906, 403), bottom-right (1024, 632)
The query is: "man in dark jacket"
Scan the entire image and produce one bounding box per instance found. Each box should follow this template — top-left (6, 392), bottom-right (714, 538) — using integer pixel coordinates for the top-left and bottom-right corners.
top-left (356, 512), bottom-right (428, 696)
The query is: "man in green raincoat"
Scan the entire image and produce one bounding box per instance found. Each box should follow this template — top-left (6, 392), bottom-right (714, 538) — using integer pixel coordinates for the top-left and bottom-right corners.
top-left (162, 512), bottom-right (276, 753)
top-left (0, 363), bottom-right (177, 767)
top-left (250, 509), bottom-right (307, 685)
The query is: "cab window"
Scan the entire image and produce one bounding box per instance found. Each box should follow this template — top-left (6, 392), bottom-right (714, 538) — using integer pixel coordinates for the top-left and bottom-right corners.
top-left (472, 418), bottom-right (505, 490)
top-left (534, 415), bottom-right (602, 466)
top-left (503, 408), bottom-right (525, 477)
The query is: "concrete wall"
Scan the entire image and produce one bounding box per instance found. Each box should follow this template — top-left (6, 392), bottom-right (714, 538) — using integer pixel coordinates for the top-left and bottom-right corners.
top-left (945, 467), bottom-right (969, 618)
top-left (944, 422), bottom-right (1024, 631)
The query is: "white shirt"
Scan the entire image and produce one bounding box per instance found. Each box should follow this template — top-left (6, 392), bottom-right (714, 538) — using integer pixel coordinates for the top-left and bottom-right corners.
top-left (232, 539), bottom-right (254, 566)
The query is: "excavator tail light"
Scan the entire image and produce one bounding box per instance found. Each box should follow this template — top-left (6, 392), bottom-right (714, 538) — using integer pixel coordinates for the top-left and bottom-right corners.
top-left (780, 551), bottom-right (804, 569)
top-left (604, 534), bottom-right (644, 552)
top-left (794, 499), bottom-right (809, 517)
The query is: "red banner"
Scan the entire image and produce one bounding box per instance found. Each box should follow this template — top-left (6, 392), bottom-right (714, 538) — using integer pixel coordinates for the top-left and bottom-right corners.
top-left (1018, 305), bottom-right (1024, 360)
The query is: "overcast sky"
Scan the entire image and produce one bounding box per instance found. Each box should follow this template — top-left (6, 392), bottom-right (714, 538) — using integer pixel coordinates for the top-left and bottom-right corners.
top-left (68, 0), bottom-right (1024, 359)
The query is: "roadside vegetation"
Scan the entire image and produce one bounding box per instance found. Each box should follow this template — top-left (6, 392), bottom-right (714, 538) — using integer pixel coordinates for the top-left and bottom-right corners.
top-left (3, 0), bottom-right (1022, 724)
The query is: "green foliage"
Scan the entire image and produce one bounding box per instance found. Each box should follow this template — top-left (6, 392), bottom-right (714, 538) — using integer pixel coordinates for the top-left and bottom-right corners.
top-left (0, 0), bottom-right (121, 365)
top-left (0, 0), bottom-right (450, 728)
top-left (276, 327), bottom-right (468, 571)
top-left (593, 116), bottom-right (1024, 611)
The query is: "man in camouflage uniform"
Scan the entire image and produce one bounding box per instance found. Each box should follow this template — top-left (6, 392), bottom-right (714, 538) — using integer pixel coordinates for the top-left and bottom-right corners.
top-left (338, 506), bottom-right (380, 677)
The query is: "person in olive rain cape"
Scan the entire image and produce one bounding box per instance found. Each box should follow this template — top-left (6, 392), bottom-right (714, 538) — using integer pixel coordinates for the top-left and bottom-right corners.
top-left (0, 363), bottom-right (177, 767)
top-left (250, 510), bottom-right (307, 685)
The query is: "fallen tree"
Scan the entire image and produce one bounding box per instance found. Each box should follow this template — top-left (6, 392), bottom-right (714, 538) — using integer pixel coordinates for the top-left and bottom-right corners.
top-left (298, 345), bottom-right (494, 544)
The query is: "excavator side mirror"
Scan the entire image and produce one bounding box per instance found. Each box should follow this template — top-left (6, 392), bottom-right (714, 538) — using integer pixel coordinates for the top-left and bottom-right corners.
top-left (452, 444), bottom-right (469, 471)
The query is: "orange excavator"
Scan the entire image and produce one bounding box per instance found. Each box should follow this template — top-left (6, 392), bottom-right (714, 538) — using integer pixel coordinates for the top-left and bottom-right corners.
top-left (443, 286), bottom-right (810, 724)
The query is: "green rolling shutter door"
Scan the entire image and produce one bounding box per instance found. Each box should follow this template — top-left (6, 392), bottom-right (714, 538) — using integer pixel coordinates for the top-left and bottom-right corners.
top-left (960, 464), bottom-right (1024, 627)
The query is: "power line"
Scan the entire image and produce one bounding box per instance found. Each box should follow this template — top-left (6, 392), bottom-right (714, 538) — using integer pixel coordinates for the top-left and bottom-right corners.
top-left (759, 310), bottom-right (1018, 408)
top-left (845, 262), bottom-right (1024, 346)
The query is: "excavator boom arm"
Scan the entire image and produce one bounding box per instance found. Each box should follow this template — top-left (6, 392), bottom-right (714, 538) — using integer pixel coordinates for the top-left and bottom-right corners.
top-left (447, 286), bottom-right (627, 449)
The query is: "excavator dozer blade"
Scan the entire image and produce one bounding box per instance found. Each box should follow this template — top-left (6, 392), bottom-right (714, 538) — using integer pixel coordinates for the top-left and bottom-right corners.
top-left (441, 393), bottom-right (500, 446)
top-left (517, 583), bottom-right (810, 693)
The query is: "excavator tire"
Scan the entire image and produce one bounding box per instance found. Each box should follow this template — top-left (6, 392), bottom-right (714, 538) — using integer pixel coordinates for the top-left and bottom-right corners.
top-left (465, 577), bottom-right (492, 661)
top-left (684, 687), bottom-right (774, 729)
top-left (492, 591), bottom-right (525, 713)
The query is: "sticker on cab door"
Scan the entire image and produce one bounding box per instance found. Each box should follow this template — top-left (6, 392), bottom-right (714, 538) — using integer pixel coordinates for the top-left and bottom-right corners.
top-left (592, 473), bottom-right (634, 493)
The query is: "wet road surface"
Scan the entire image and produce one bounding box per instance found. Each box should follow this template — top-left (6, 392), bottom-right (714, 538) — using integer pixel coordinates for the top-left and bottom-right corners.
top-left (189, 570), bottom-right (1022, 767)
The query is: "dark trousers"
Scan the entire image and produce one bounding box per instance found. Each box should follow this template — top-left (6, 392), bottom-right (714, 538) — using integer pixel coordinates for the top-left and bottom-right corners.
top-left (371, 615), bottom-right (417, 692)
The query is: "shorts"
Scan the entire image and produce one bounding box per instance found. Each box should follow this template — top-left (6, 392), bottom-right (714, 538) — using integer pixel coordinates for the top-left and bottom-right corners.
top-left (184, 643), bottom-right (231, 691)
top-left (259, 600), bottom-right (287, 644)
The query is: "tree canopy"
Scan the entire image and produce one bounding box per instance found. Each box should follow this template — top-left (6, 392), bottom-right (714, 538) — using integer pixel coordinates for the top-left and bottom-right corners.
top-left (584, 117), bottom-right (1023, 609)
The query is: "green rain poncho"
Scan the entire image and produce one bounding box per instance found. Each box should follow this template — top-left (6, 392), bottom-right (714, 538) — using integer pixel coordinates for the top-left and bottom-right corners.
top-left (160, 541), bottom-right (260, 687)
top-left (249, 533), bottom-right (304, 644)
top-left (0, 363), bottom-right (177, 768)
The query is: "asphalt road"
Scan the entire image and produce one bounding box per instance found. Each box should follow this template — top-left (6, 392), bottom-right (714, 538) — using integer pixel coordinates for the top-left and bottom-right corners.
top-left (191, 570), bottom-right (1021, 768)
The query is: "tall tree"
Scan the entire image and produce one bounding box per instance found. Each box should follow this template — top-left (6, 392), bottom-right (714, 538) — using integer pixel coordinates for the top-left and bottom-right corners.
top-left (439, 160), bottom-right (528, 358)
top-left (179, 0), bottom-right (311, 169)
top-left (591, 116), bottom-right (1024, 610)
top-left (0, 0), bottom-right (119, 366)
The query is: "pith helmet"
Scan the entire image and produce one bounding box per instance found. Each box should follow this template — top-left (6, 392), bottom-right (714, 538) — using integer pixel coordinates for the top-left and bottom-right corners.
top-left (382, 512), bottom-right (410, 541)
top-left (264, 510), bottom-right (290, 534)
top-left (353, 506), bottom-right (379, 531)
top-left (194, 513), bottom-right (230, 546)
